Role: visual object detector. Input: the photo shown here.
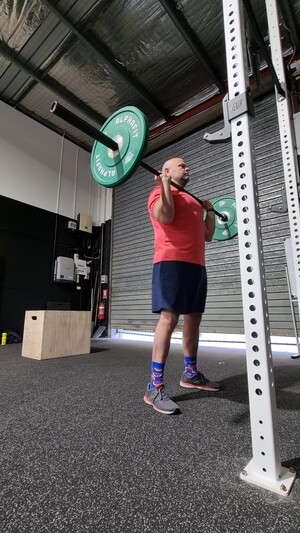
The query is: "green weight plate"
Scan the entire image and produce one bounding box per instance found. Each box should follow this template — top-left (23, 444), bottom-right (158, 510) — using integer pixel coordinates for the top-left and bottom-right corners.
top-left (91, 106), bottom-right (149, 187)
top-left (212, 196), bottom-right (238, 241)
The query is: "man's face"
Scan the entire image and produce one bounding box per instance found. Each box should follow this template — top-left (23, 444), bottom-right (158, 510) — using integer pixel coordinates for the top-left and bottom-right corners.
top-left (164, 158), bottom-right (189, 187)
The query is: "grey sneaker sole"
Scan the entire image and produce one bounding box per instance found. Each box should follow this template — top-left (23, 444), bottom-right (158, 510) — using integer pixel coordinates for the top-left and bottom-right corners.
top-left (179, 379), bottom-right (220, 392)
top-left (143, 394), bottom-right (178, 415)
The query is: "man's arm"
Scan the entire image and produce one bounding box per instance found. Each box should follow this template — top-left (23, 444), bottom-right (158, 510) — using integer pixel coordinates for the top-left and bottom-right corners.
top-left (152, 175), bottom-right (175, 224)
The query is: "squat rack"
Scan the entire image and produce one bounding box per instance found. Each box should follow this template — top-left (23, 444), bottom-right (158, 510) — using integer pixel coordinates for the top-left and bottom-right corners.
top-left (219, 0), bottom-right (299, 495)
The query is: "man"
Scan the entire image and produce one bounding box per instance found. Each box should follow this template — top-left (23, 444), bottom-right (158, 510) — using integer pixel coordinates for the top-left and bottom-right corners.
top-left (144, 157), bottom-right (220, 415)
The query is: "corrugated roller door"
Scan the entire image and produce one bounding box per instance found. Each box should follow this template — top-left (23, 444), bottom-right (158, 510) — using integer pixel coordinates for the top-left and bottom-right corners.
top-left (111, 94), bottom-right (296, 336)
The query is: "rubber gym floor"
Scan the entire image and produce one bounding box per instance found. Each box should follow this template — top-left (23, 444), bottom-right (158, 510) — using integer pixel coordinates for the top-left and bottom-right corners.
top-left (0, 339), bottom-right (299, 533)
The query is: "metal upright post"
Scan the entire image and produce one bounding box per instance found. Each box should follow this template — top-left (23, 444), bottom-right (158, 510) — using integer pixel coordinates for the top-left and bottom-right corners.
top-left (222, 0), bottom-right (296, 495)
top-left (265, 0), bottom-right (300, 313)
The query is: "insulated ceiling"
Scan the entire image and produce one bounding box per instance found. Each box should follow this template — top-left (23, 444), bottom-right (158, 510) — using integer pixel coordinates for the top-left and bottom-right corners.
top-left (0, 0), bottom-right (299, 152)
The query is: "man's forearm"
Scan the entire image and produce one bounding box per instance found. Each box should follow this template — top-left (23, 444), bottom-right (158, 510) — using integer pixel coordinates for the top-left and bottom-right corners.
top-left (205, 212), bottom-right (215, 241)
top-left (153, 180), bottom-right (175, 223)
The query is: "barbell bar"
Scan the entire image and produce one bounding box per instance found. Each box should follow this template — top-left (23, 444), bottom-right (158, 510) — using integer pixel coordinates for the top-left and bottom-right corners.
top-left (50, 101), bottom-right (228, 222)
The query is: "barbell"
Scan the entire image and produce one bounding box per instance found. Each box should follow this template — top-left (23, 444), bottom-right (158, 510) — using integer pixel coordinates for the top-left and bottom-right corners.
top-left (50, 102), bottom-right (238, 240)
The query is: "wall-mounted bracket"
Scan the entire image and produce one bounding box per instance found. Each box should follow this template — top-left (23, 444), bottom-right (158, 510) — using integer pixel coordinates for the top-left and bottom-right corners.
top-left (203, 94), bottom-right (231, 144)
top-left (204, 89), bottom-right (254, 144)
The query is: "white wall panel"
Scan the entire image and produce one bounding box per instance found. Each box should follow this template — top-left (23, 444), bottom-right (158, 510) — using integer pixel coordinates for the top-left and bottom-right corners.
top-left (0, 100), bottom-right (112, 225)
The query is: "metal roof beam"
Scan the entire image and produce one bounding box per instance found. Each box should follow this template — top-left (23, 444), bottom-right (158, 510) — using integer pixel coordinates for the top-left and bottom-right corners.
top-left (0, 40), bottom-right (105, 125)
top-left (158, 0), bottom-right (225, 92)
top-left (42, 0), bottom-right (170, 120)
top-left (7, 34), bottom-right (78, 106)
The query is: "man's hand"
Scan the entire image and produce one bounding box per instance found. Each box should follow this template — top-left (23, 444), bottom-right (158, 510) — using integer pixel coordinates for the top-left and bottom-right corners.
top-left (154, 173), bottom-right (172, 187)
top-left (201, 198), bottom-right (214, 211)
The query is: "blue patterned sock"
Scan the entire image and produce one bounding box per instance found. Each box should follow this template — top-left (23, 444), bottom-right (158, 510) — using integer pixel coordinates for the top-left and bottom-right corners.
top-left (149, 361), bottom-right (165, 390)
top-left (184, 356), bottom-right (198, 377)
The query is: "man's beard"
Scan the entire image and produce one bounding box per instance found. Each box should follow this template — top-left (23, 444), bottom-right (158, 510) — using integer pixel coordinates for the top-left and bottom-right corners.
top-left (179, 175), bottom-right (189, 186)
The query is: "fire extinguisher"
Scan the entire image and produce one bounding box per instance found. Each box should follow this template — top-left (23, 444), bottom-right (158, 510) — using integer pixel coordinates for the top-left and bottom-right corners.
top-left (98, 302), bottom-right (105, 321)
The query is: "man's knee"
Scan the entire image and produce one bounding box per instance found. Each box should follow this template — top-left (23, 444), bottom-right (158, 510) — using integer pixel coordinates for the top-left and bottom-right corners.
top-left (160, 311), bottom-right (179, 330)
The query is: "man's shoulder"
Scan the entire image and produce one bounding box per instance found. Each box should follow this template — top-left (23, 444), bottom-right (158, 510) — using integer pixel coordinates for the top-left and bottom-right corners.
top-left (149, 185), bottom-right (160, 195)
top-left (148, 186), bottom-right (160, 202)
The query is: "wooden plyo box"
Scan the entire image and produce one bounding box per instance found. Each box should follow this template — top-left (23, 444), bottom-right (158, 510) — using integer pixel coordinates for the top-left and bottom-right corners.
top-left (22, 310), bottom-right (92, 360)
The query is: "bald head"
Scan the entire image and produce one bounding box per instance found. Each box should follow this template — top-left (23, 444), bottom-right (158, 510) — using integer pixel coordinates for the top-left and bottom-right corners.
top-left (162, 157), bottom-right (189, 187)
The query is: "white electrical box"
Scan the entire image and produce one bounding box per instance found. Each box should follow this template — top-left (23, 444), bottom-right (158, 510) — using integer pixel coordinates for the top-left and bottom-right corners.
top-left (54, 256), bottom-right (75, 283)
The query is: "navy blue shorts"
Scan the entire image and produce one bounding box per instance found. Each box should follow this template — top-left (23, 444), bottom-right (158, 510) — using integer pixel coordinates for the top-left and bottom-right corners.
top-left (152, 261), bottom-right (207, 314)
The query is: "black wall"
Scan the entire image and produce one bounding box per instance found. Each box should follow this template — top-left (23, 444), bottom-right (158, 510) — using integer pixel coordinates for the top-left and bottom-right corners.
top-left (0, 195), bottom-right (110, 338)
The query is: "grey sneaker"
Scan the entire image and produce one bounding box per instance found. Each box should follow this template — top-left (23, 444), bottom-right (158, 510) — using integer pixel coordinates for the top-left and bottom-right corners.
top-left (144, 385), bottom-right (180, 415)
top-left (180, 371), bottom-right (221, 391)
